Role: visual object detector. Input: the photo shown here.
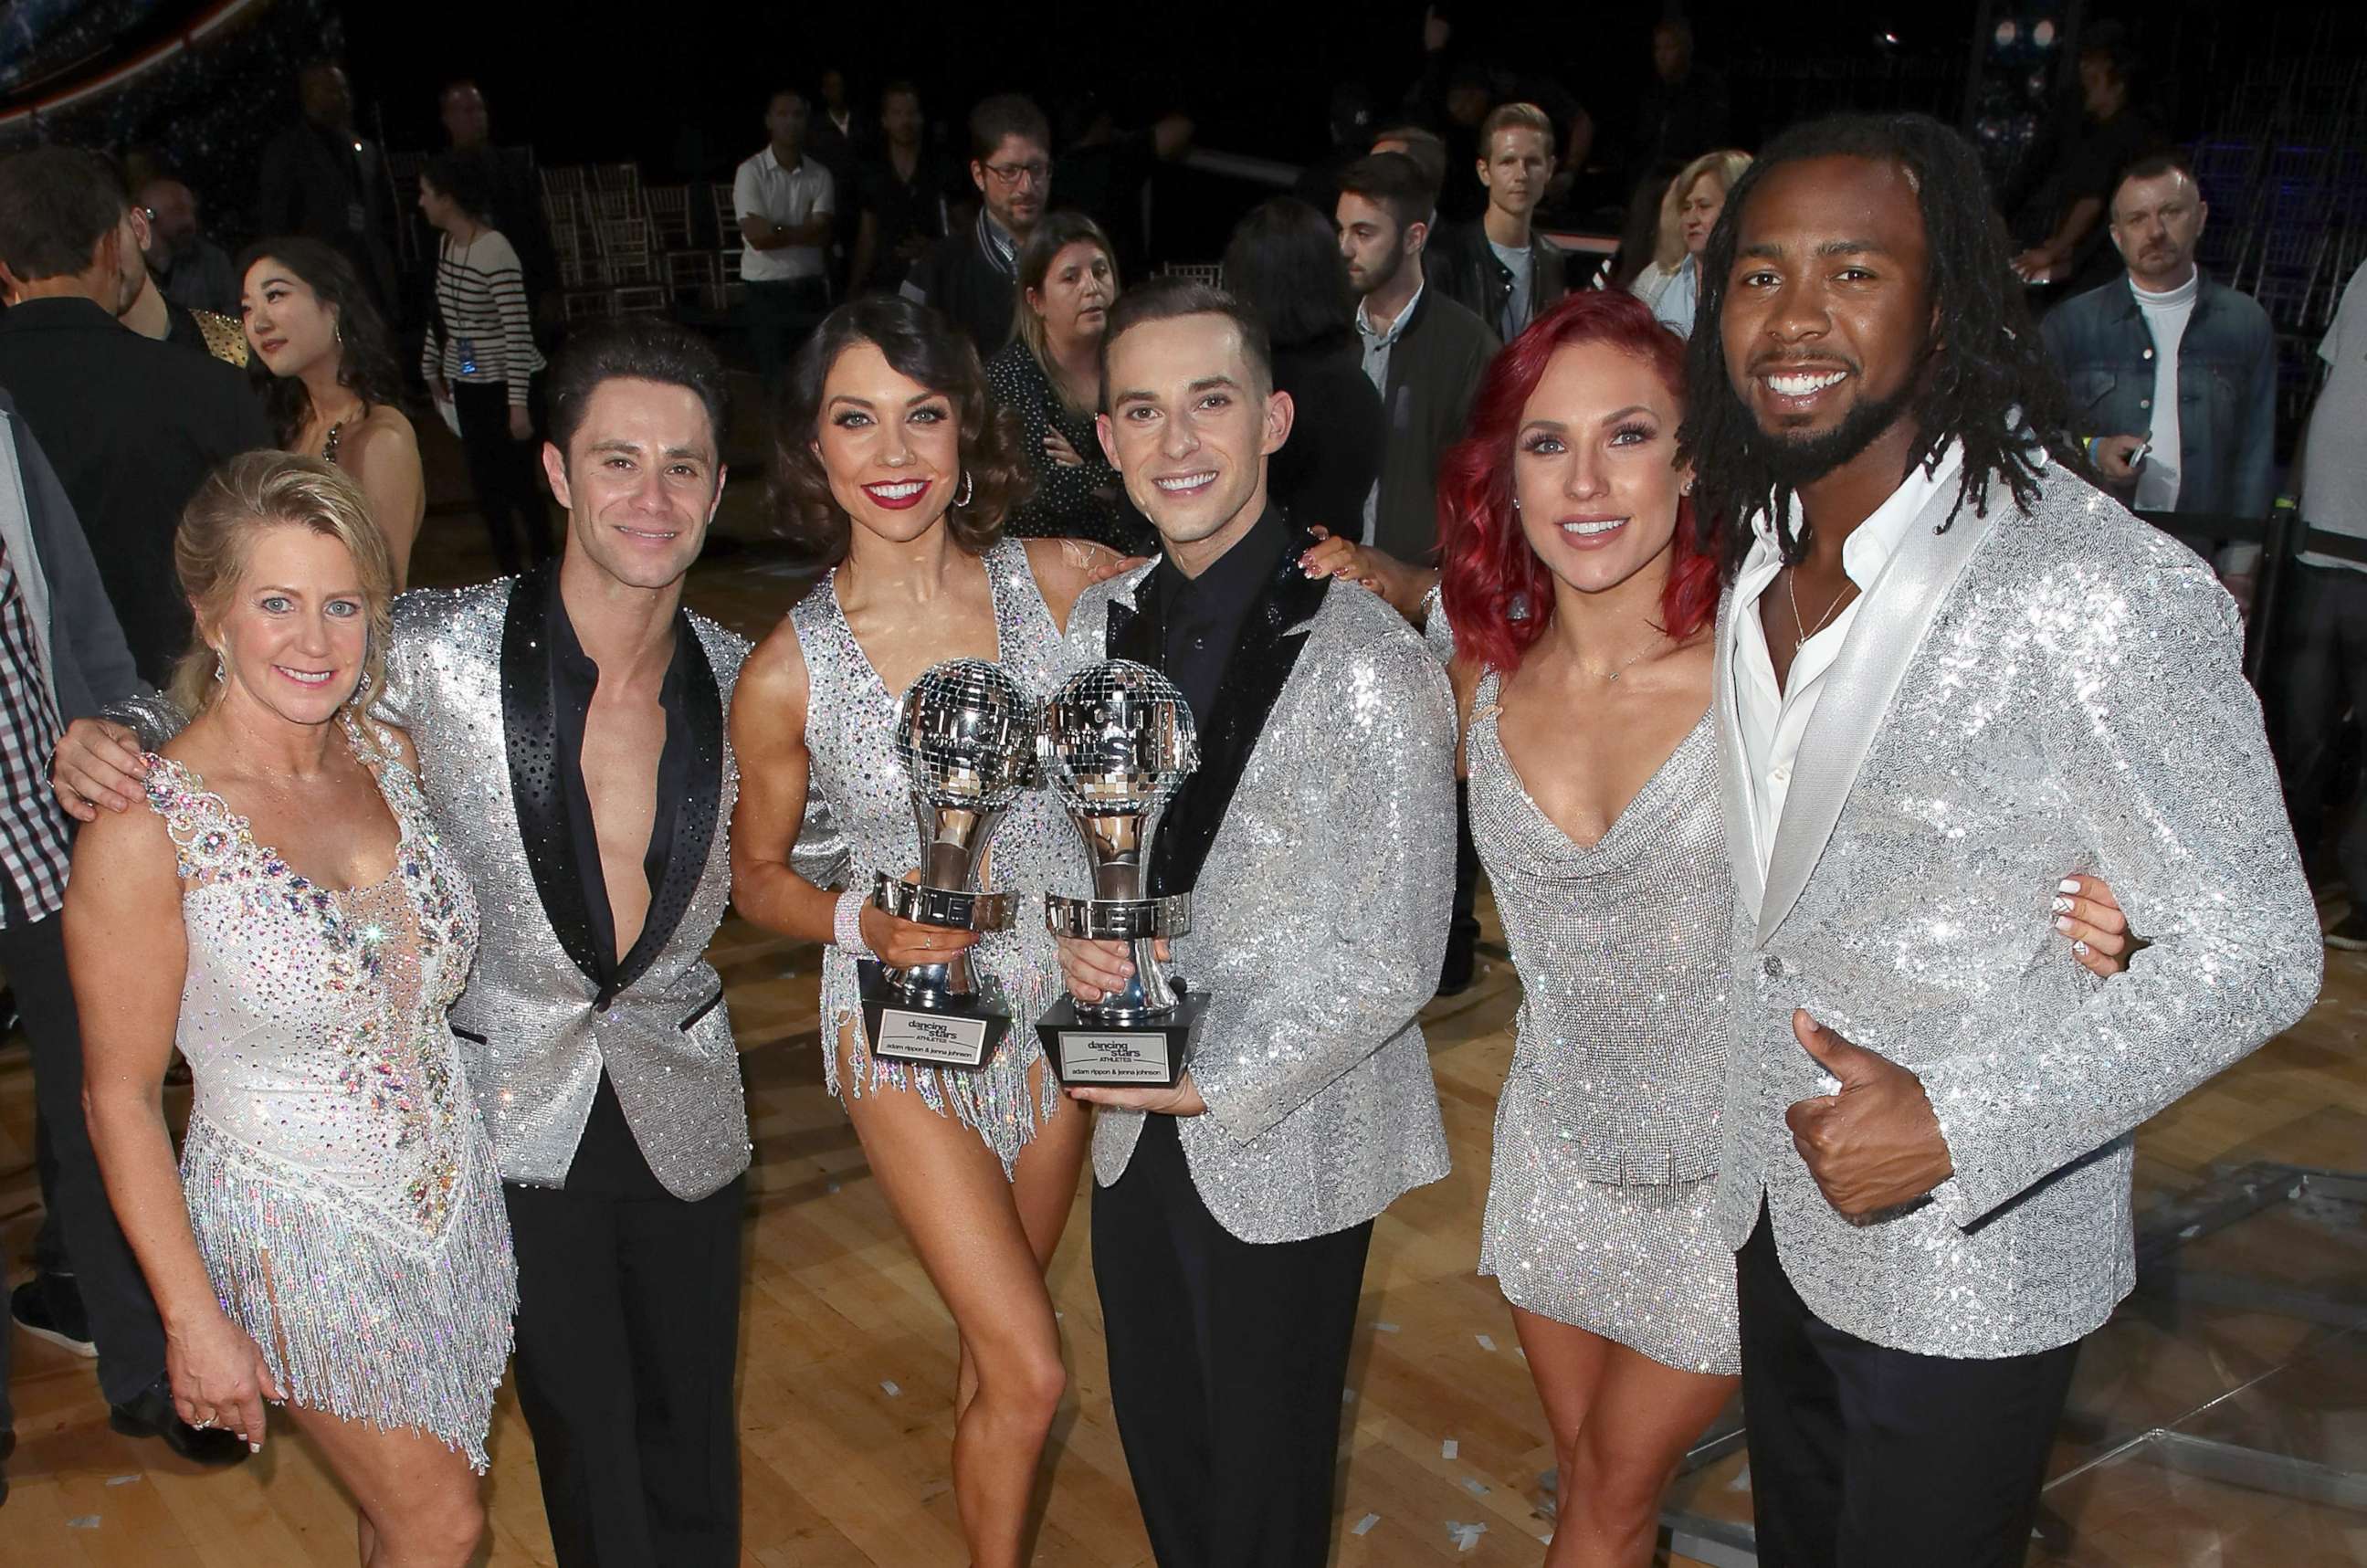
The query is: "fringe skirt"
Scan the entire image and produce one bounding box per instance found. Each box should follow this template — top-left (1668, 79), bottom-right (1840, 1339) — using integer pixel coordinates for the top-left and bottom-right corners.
top-left (180, 1113), bottom-right (518, 1470)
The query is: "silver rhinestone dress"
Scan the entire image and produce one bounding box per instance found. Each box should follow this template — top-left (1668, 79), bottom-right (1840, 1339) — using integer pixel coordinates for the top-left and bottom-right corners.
top-left (143, 717), bottom-right (514, 1469)
top-left (1468, 669), bottom-right (1740, 1375)
top-left (791, 538), bottom-right (1075, 1176)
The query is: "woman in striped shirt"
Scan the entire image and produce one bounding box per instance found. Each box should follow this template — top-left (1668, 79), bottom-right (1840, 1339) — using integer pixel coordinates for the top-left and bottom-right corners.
top-left (420, 151), bottom-right (551, 576)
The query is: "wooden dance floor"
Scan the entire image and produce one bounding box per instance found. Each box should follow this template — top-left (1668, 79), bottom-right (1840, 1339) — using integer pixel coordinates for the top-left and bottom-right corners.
top-left (5, 428), bottom-right (2367, 1565)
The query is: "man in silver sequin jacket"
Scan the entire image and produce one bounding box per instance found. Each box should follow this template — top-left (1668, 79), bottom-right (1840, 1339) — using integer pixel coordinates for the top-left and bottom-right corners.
top-left (1684, 115), bottom-right (2320, 1568)
top-left (1052, 278), bottom-right (1457, 1568)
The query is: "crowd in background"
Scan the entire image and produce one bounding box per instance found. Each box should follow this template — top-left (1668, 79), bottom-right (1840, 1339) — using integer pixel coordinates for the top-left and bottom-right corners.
top-left (0, 9), bottom-right (2363, 1563)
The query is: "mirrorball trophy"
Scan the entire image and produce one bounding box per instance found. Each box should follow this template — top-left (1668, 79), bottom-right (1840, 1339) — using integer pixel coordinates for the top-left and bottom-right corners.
top-left (1036, 658), bottom-right (1208, 1086)
top-left (858, 658), bottom-right (1037, 1068)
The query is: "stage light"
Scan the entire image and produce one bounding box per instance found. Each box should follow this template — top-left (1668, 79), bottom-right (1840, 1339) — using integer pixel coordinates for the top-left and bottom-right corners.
top-left (1996, 19), bottom-right (2020, 47)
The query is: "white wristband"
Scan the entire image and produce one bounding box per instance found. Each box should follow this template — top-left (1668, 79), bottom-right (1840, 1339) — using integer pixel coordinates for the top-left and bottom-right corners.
top-left (834, 889), bottom-right (873, 957)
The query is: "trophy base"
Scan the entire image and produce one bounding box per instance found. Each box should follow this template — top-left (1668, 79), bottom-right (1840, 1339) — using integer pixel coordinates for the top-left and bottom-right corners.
top-left (1036, 991), bottom-right (1208, 1088)
top-left (857, 960), bottom-right (1009, 1070)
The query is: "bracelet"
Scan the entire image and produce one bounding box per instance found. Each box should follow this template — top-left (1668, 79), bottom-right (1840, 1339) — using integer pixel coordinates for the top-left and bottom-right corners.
top-left (834, 889), bottom-right (873, 958)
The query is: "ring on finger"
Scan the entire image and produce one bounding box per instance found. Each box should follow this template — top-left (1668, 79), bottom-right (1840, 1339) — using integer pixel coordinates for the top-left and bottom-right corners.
top-left (2073, 940), bottom-right (2091, 956)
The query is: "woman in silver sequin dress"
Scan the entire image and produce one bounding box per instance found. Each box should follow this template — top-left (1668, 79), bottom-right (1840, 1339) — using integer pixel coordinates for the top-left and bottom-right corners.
top-left (1310, 293), bottom-right (2130, 1567)
top-left (70, 455), bottom-right (510, 1566)
top-left (729, 296), bottom-right (1120, 1568)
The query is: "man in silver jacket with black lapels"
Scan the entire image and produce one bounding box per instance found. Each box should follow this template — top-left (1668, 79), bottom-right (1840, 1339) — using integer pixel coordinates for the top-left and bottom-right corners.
top-left (58, 318), bottom-right (758, 1563)
top-left (1054, 276), bottom-right (1457, 1568)
top-left (1684, 113), bottom-right (2322, 1567)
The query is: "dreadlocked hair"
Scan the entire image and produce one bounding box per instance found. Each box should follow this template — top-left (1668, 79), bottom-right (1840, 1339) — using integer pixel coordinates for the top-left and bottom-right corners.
top-left (1675, 112), bottom-right (2092, 579)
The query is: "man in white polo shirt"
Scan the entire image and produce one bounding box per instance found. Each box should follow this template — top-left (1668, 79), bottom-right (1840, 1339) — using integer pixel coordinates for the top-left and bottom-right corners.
top-left (733, 88), bottom-right (834, 391)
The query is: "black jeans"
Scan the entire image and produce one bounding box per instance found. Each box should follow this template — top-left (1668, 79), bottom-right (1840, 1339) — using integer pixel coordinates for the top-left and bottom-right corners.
top-left (2276, 563), bottom-right (2367, 890)
top-left (1736, 1210), bottom-right (2079, 1567)
top-left (742, 277), bottom-right (828, 395)
top-left (5, 912), bottom-right (167, 1408)
top-left (1091, 1115), bottom-right (1373, 1568)
top-left (452, 377), bottom-right (552, 577)
top-left (504, 1080), bottom-right (744, 1568)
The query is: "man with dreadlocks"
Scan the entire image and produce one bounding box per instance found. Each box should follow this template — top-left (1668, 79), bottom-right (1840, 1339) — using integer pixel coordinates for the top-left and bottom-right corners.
top-left (1683, 112), bottom-right (2321, 1566)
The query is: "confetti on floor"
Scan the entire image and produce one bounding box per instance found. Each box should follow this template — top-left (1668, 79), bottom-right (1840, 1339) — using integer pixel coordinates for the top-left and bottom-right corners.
top-left (1352, 1512), bottom-right (1381, 1537)
top-left (1446, 1520), bottom-right (1489, 1552)
top-left (1442, 1437), bottom-right (1459, 1459)
top-left (826, 1179), bottom-right (840, 1194)
top-left (1463, 1478), bottom-right (1491, 1497)
top-left (1729, 1462), bottom-right (1752, 1491)
top-left (879, 1380), bottom-right (901, 1397)
top-left (105, 1475), bottom-right (138, 1487)
top-left (1476, 1333), bottom-right (1497, 1352)
top-left (68, 1517), bottom-right (100, 1530)
top-left (1342, 1387), bottom-right (1357, 1404)
top-left (1376, 1321), bottom-right (1400, 1332)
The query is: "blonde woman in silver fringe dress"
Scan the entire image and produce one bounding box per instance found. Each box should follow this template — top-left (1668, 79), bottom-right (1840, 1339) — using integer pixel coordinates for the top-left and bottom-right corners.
top-left (70, 454), bottom-right (510, 1566)
top-left (1308, 292), bottom-right (2129, 1568)
top-left (729, 296), bottom-right (1120, 1568)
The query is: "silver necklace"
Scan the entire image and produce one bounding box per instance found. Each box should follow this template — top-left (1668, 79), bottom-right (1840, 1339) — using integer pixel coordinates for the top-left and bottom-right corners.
top-left (1783, 565), bottom-right (1853, 645)
top-left (1596, 631), bottom-right (1665, 683)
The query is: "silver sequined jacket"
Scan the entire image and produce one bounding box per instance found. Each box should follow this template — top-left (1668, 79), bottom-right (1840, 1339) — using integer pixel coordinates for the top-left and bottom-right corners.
top-left (1063, 561), bottom-right (1457, 1245)
top-left (380, 575), bottom-right (754, 1201)
top-left (1713, 461), bottom-right (2320, 1358)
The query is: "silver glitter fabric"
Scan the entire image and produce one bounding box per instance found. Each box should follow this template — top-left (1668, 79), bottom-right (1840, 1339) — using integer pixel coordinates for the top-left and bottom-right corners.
top-left (1465, 668), bottom-right (1739, 1374)
top-left (790, 538), bottom-right (1074, 1176)
top-left (144, 716), bottom-right (513, 1470)
top-left (1061, 565), bottom-right (1457, 1245)
top-left (380, 584), bottom-right (754, 1202)
top-left (1712, 463), bottom-right (2322, 1359)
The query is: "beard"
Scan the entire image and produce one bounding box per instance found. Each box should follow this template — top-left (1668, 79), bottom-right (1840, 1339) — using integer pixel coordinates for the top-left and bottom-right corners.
top-left (1753, 375), bottom-right (1920, 489)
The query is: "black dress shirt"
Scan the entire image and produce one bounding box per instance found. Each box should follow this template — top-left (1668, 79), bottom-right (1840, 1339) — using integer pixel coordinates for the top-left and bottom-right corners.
top-left (0, 296), bottom-right (272, 684)
top-left (546, 584), bottom-right (695, 1196)
top-left (856, 148), bottom-right (960, 292)
top-left (1149, 505), bottom-right (1289, 728)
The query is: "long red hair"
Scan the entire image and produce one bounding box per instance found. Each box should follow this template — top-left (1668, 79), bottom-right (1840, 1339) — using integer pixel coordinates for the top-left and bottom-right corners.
top-left (1437, 291), bottom-right (1718, 674)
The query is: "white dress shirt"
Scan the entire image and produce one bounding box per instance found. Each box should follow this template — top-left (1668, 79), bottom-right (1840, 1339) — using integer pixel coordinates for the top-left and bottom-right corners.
top-left (731, 147), bottom-right (834, 283)
top-left (1727, 442), bottom-right (1965, 889)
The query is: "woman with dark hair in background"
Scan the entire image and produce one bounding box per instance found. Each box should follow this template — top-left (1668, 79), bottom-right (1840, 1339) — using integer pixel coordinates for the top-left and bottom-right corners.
top-left (418, 150), bottom-right (550, 577)
top-left (728, 295), bottom-right (1120, 1568)
top-left (984, 210), bottom-right (1149, 552)
top-left (1223, 195), bottom-right (1384, 538)
top-left (238, 237), bottom-right (424, 585)
top-left (1307, 292), bottom-right (2128, 1566)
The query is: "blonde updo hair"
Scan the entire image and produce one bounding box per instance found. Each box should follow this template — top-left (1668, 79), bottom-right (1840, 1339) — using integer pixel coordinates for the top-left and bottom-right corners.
top-left (167, 451), bottom-right (395, 720)
top-left (1655, 148), bottom-right (1754, 271)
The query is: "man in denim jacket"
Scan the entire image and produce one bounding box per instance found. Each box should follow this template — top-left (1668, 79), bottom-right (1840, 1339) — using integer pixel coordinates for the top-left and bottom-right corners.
top-left (2041, 152), bottom-right (2277, 584)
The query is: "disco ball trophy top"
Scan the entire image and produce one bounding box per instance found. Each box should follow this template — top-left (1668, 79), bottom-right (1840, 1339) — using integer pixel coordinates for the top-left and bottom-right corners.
top-left (1036, 658), bottom-right (1212, 1087)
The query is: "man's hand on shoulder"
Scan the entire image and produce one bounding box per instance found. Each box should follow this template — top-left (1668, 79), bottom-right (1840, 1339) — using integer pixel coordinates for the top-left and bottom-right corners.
top-left (53, 718), bottom-right (147, 821)
top-left (1783, 1009), bottom-right (1954, 1220)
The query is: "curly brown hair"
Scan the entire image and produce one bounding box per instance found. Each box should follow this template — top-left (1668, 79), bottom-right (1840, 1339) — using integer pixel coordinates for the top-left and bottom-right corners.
top-left (770, 295), bottom-right (1033, 570)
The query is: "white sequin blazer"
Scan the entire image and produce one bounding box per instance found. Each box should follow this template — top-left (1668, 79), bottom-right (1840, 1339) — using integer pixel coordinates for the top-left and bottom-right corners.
top-left (1063, 539), bottom-right (1457, 1245)
top-left (1712, 460), bottom-right (2320, 1358)
top-left (380, 570), bottom-right (754, 1201)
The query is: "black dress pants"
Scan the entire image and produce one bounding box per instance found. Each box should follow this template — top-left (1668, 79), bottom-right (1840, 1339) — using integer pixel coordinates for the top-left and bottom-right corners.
top-left (505, 1079), bottom-right (743, 1568)
top-left (5, 913), bottom-right (165, 1408)
top-left (1092, 1114), bottom-right (1373, 1568)
top-left (452, 377), bottom-right (552, 577)
top-left (1736, 1209), bottom-right (2079, 1568)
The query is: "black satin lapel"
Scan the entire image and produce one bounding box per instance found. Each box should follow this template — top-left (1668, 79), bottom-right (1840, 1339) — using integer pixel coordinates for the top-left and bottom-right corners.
top-left (1149, 527), bottom-right (1328, 898)
top-left (615, 620), bottom-right (722, 993)
top-left (500, 564), bottom-right (605, 989)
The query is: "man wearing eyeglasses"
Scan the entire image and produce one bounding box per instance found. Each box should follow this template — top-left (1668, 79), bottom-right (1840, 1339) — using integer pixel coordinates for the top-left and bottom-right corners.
top-left (901, 92), bottom-right (1051, 354)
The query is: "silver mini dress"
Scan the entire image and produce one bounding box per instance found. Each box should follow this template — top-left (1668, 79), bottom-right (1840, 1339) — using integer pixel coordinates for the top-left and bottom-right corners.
top-left (144, 716), bottom-right (515, 1468)
top-left (790, 537), bottom-right (1077, 1176)
top-left (1468, 668), bottom-right (1741, 1375)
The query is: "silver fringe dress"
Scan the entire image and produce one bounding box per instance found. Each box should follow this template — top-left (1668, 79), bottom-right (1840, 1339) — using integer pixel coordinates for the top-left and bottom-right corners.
top-left (791, 537), bottom-right (1075, 1176)
top-left (143, 716), bottom-right (515, 1468)
top-left (1468, 669), bottom-right (1741, 1376)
